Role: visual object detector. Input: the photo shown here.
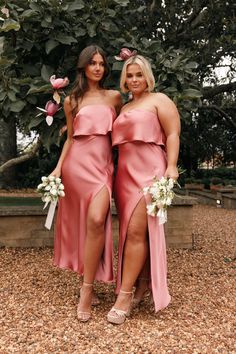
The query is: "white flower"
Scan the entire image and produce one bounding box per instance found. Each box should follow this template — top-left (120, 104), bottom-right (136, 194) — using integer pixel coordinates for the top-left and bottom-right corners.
top-left (50, 189), bottom-right (58, 196)
top-left (159, 176), bottom-right (166, 184)
top-left (146, 204), bottom-right (156, 217)
top-left (168, 178), bottom-right (174, 189)
top-left (41, 176), bottom-right (48, 182)
top-left (143, 176), bottom-right (177, 224)
top-left (37, 175), bottom-right (65, 207)
top-left (42, 195), bottom-right (51, 203)
top-left (143, 186), bottom-right (149, 195)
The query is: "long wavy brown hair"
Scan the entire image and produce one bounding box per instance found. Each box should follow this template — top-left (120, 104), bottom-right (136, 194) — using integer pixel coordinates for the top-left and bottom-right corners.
top-left (69, 45), bottom-right (110, 117)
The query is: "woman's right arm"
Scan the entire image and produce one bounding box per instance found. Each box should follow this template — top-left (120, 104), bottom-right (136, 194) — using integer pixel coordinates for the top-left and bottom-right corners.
top-left (50, 96), bottom-right (74, 178)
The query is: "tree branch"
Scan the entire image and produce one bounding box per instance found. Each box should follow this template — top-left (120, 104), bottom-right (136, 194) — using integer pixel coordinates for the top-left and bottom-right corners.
top-left (200, 105), bottom-right (236, 130)
top-left (0, 139), bottom-right (41, 174)
top-left (203, 82), bottom-right (236, 99)
top-left (177, 2), bottom-right (209, 36)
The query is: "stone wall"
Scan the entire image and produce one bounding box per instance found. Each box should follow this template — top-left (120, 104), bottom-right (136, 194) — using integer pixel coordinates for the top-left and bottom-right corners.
top-left (183, 188), bottom-right (236, 209)
top-left (0, 195), bottom-right (197, 249)
top-left (0, 206), bottom-right (54, 248)
top-left (184, 189), bottom-right (218, 206)
top-left (221, 194), bottom-right (236, 209)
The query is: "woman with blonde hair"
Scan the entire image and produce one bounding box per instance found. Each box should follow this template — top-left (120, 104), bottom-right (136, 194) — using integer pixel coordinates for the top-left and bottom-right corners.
top-left (107, 51), bottom-right (180, 324)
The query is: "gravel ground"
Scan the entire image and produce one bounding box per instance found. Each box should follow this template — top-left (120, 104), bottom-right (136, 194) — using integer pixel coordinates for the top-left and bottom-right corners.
top-left (0, 205), bottom-right (235, 354)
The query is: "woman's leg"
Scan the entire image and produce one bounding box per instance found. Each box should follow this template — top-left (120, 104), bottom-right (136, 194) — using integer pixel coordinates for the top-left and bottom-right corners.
top-left (112, 197), bottom-right (148, 311)
top-left (78, 186), bottom-right (110, 317)
top-left (132, 257), bottom-right (150, 307)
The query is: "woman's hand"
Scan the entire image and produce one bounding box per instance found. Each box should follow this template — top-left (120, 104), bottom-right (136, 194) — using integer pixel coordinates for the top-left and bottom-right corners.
top-left (164, 165), bottom-right (179, 181)
top-left (50, 167), bottom-right (61, 178)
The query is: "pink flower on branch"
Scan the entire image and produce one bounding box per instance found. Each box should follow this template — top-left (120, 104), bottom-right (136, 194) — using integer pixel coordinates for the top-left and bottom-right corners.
top-left (45, 100), bottom-right (59, 116)
top-left (50, 75), bottom-right (69, 89)
top-left (36, 100), bottom-right (60, 126)
top-left (1, 7), bottom-right (9, 18)
top-left (49, 75), bottom-right (69, 104)
top-left (115, 48), bottom-right (137, 61)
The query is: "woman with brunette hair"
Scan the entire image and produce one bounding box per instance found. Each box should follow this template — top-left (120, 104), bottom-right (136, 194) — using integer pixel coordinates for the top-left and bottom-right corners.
top-left (51, 45), bottom-right (122, 322)
top-left (107, 52), bottom-right (180, 324)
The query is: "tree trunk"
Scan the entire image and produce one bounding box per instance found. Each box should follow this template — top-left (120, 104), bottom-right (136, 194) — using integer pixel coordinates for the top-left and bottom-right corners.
top-left (0, 116), bottom-right (17, 188)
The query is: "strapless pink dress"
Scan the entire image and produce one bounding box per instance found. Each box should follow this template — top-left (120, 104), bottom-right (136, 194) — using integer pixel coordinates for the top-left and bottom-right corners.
top-left (54, 104), bottom-right (116, 282)
top-left (112, 109), bottom-right (171, 312)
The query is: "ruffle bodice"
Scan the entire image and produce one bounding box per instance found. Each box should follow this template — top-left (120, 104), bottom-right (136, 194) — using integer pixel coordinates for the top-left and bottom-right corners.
top-left (112, 109), bottom-right (166, 147)
top-left (73, 104), bottom-right (116, 138)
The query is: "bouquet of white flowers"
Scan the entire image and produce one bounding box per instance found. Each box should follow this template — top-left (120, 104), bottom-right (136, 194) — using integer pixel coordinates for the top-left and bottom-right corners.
top-left (37, 175), bottom-right (65, 229)
top-left (143, 177), bottom-right (176, 225)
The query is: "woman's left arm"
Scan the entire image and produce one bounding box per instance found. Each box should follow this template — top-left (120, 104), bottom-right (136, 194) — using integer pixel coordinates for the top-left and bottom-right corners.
top-left (155, 93), bottom-right (181, 180)
top-left (113, 90), bottom-right (123, 115)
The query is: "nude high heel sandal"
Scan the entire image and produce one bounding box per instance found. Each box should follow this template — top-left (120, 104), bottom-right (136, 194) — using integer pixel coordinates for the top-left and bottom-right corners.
top-left (107, 289), bottom-right (133, 325)
top-left (91, 292), bottom-right (100, 306)
top-left (77, 282), bottom-right (93, 322)
top-left (132, 277), bottom-right (150, 308)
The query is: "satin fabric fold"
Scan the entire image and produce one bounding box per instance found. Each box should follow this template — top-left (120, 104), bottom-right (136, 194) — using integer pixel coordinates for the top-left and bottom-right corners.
top-left (54, 105), bottom-right (116, 282)
top-left (112, 109), bottom-right (171, 312)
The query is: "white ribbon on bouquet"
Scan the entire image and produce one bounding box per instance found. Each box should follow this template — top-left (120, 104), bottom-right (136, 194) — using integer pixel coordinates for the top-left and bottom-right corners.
top-left (44, 200), bottom-right (58, 230)
top-left (37, 176), bottom-right (65, 230)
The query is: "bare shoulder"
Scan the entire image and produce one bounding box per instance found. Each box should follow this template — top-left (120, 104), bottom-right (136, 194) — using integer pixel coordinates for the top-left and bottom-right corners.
top-left (63, 96), bottom-right (74, 119)
top-left (152, 92), bottom-right (178, 112)
top-left (153, 92), bottom-right (174, 104)
top-left (106, 89), bottom-right (121, 100)
top-left (64, 95), bottom-right (71, 108)
top-left (105, 89), bottom-right (122, 111)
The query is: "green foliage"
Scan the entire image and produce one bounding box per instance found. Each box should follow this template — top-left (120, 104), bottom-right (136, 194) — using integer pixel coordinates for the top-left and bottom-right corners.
top-left (210, 177), bottom-right (223, 185)
top-left (0, 0), bottom-right (200, 150)
top-left (202, 178), bottom-right (211, 189)
top-left (0, 0), bottom-right (235, 186)
top-left (181, 167), bottom-right (236, 188)
top-left (15, 144), bottom-right (62, 188)
top-left (196, 167), bottom-right (236, 180)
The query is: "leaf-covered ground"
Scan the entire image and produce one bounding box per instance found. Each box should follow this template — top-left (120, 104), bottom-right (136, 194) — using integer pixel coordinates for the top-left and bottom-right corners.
top-left (0, 205), bottom-right (235, 353)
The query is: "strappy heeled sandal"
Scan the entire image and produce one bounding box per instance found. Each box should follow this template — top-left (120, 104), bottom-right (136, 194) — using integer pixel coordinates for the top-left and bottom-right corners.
top-left (77, 282), bottom-right (93, 322)
top-left (91, 292), bottom-right (100, 306)
top-left (107, 290), bottom-right (133, 325)
top-left (79, 291), bottom-right (100, 306)
top-left (132, 277), bottom-right (150, 308)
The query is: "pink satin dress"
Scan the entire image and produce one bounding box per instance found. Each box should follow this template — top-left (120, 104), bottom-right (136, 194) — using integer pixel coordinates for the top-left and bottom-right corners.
top-left (112, 109), bottom-right (171, 312)
top-left (54, 104), bottom-right (116, 282)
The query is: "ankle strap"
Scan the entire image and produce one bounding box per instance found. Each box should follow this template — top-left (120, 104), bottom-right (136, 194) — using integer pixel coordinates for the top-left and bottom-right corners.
top-left (83, 282), bottom-right (93, 287)
top-left (120, 289), bottom-right (133, 294)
